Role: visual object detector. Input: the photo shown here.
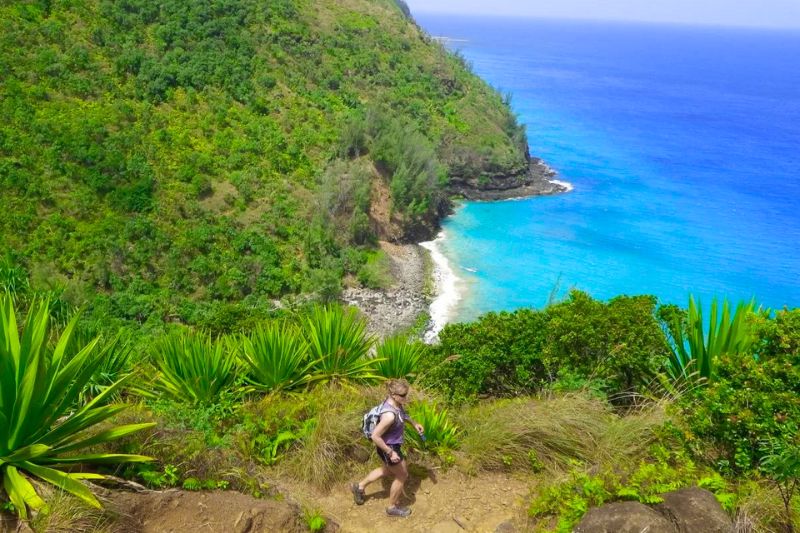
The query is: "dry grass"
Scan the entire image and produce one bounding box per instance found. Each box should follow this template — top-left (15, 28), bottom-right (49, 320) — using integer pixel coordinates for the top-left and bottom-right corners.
top-left (28, 490), bottom-right (114, 533)
top-left (732, 481), bottom-right (796, 533)
top-left (279, 385), bottom-right (385, 490)
top-left (455, 392), bottom-right (669, 474)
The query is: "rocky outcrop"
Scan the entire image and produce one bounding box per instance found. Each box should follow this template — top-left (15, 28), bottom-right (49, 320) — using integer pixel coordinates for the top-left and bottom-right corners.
top-left (575, 501), bottom-right (676, 533)
top-left (656, 487), bottom-right (735, 533)
top-left (575, 488), bottom-right (734, 533)
top-left (448, 158), bottom-right (567, 201)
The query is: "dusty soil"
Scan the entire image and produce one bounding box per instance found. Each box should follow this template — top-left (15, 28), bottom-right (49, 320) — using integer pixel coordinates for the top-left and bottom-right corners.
top-left (102, 469), bottom-right (530, 533)
top-left (284, 468), bottom-right (531, 533)
top-left (341, 241), bottom-right (429, 339)
top-left (105, 489), bottom-right (309, 533)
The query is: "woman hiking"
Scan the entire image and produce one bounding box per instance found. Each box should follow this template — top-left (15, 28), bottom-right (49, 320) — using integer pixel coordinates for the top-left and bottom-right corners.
top-left (351, 379), bottom-right (424, 518)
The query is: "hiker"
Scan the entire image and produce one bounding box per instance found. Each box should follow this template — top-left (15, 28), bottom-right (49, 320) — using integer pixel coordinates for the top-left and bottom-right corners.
top-left (352, 379), bottom-right (424, 518)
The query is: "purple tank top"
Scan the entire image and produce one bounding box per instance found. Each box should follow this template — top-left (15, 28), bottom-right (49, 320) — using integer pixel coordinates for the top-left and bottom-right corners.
top-left (379, 400), bottom-right (407, 445)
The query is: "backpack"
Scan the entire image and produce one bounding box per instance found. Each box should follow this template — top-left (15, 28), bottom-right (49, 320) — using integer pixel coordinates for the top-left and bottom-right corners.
top-left (361, 402), bottom-right (397, 440)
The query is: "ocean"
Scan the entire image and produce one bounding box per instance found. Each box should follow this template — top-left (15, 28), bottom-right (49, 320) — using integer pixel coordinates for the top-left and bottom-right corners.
top-left (414, 15), bottom-right (800, 329)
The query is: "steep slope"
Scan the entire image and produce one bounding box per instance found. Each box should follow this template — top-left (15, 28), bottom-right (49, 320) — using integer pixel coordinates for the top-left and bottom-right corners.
top-left (0, 0), bottom-right (551, 328)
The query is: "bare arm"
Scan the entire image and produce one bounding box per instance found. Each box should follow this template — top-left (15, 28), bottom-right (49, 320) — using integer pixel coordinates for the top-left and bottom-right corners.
top-left (370, 412), bottom-right (396, 453)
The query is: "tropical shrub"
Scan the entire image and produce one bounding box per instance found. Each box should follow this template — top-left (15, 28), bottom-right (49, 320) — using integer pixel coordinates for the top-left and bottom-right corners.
top-left (374, 335), bottom-right (424, 381)
top-left (422, 308), bottom-right (549, 402)
top-left (679, 349), bottom-right (800, 473)
top-left (665, 296), bottom-right (757, 383)
top-left (543, 291), bottom-right (669, 399)
top-left (150, 330), bottom-right (238, 404)
top-left (423, 292), bottom-right (669, 402)
top-left (302, 305), bottom-right (377, 386)
top-left (240, 322), bottom-right (309, 393)
top-left (0, 295), bottom-right (153, 519)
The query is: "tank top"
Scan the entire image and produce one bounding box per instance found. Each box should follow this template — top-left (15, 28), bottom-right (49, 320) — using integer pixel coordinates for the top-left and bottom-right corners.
top-left (378, 399), bottom-right (407, 445)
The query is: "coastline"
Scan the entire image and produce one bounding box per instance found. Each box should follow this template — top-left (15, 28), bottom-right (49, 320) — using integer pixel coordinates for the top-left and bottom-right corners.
top-left (343, 163), bottom-right (573, 341)
top-left (419, 231), bottom-right (464, 342)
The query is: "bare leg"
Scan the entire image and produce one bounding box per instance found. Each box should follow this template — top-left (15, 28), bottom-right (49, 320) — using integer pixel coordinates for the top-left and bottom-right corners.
top-left (386, 460), bottom-right (408, 508)
top-left (358, 465), bottom-right (388, 491)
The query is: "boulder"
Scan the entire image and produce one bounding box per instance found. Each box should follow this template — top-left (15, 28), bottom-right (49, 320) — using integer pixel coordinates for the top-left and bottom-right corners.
top-left (656, 487), bottom-right (734, 533)
top-left (574, 501), bottom-right (676, 533)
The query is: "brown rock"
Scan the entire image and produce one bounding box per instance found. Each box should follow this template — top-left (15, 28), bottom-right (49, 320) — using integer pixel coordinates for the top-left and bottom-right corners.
top-left (656, 487), bottom-right (734, 533)
top-left (574, 501), bottom-right (676, 533)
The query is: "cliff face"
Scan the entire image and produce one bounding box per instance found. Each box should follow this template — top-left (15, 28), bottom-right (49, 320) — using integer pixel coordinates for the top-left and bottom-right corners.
top-left (0, 0), bottom-right (551, 324)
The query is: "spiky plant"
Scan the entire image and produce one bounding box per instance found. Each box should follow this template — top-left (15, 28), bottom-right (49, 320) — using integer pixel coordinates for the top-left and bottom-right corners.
top-left (374, 335), bottom-right (424, 381)
top-left (0, 295), bottom-right (154, 519)
top-left (66, 325), bottom-right (134, 402)
top-left (241, 322), bottom-right (310, 393)
top-left (404, 401), bottom-right (459, 453)
top-left (666, 296), bottom-right (757, 383)
top-left (302, 305), bottom-right (378, 386)
top-left (150, 330), bottom-right (237, 404)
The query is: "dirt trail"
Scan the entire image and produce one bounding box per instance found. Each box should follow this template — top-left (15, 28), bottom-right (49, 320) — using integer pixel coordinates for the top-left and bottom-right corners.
top-left (287, 468), bottom-right (531, 533)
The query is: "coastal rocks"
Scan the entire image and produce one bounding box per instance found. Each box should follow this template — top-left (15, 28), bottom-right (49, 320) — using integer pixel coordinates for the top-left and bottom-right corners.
top-left (341, 241), bottom-right (429, 339)
top-left (574, 488), bottom-right (734, 533)
top-left (448, 158), bottom-right (568, 201)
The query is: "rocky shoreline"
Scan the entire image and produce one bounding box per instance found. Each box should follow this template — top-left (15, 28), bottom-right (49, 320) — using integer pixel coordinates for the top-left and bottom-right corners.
top-left (448, 158), bottom-right (568, 201)
top-left (341, 241), bottom-right (430, 339)
top-left (343, 161), bottom-right (571, 339)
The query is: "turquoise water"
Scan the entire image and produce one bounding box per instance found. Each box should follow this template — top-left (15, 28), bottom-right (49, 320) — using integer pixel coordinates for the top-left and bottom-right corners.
top-left (416, 15), bottom-right (800, 322)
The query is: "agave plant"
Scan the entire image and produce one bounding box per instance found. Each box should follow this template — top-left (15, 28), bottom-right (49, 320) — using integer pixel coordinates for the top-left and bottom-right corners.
top-left (241, 322), bottom-right (310, 393)
top-left (666, 296), bottom-right (756, 383)
top-left (0, 295), bottom-right (154, 519)
top-left (404, 401), bottom-right (459, 453)
top-left (374, 335), bottom-right (424, 381)
top-left (302, 305), bottom-right (378, 386)
top-left (150, 330), bottom-right (237, 404)
top-left (66, 324), bottom-right (134, 402)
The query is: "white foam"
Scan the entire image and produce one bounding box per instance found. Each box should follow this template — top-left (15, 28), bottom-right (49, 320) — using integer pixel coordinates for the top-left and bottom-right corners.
top-left (419, 232), bottom-right (462, 343)
top-left (549, 179), bottom-right (575, 192)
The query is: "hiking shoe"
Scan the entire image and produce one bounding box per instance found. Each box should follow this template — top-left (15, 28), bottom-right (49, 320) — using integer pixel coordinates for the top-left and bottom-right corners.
top-left (351, 483), bottom-right (365, 505)
top-left (386, 506), bottom-right (411, 518)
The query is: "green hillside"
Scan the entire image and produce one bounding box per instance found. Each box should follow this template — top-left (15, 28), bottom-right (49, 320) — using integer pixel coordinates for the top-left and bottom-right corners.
top-left (0, 0), bottom-right (532, 329)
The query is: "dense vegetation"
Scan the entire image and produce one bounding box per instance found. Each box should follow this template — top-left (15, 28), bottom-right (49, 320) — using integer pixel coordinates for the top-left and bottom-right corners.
top-left (2, 287), bottom-right (798, 531)
top-left (1, 0), bottom-right (529, 332)
top-left (2, 1), bottom-right (798, 531)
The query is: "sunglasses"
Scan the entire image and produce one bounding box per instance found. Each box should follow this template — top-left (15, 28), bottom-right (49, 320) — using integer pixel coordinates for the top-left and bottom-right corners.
top-left (393, 392), bottom-right (408, 398)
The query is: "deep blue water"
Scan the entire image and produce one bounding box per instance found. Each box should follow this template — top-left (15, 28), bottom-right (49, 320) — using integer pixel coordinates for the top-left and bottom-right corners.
top-left (415, 15), bottom-right (800, 322)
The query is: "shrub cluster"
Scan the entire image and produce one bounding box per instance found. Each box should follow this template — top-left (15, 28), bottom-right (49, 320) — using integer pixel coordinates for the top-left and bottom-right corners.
top-left (422, 290), bottom-right (669, 402)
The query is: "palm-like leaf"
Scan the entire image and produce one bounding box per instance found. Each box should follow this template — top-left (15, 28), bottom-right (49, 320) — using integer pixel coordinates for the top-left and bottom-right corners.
top-left (150, 330), bottom-right (237, 404)
top-left (241, 322), bottom-right (310, 393)
top-left (0, 295), bottom-right (154, 519)
top-left (302, 305), bottom-right (378, 386)
top-left (374, 335), bottom-right (424, 381)
top-left (666, 296), bottom-right (756, 383)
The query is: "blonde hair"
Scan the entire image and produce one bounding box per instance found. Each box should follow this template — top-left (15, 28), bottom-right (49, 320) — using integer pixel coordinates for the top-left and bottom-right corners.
top-left (386, 378), bottom-right (410, 396)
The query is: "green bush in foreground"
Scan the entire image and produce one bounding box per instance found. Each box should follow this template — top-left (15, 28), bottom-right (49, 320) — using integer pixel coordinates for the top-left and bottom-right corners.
top-left (0, 295), bottom-right (153, 518)
top-left (150, 330), bottom-right (238, 404)
top-left (241, 322), bottom-right (310, 393)
top-left (374, 334), bottom-right (424, 381)
top-left (303, 305), bottom-right (377, 386)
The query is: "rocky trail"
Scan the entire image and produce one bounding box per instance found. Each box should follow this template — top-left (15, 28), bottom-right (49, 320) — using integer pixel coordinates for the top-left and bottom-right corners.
top-left (103, 468), bottom-right (531, 533)
top-left (298, 468), bottom-right (530, 533)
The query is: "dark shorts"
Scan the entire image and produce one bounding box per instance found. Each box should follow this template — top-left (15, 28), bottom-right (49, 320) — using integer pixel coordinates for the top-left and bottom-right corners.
top-left (377, 443), bottom-right (404, 465)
